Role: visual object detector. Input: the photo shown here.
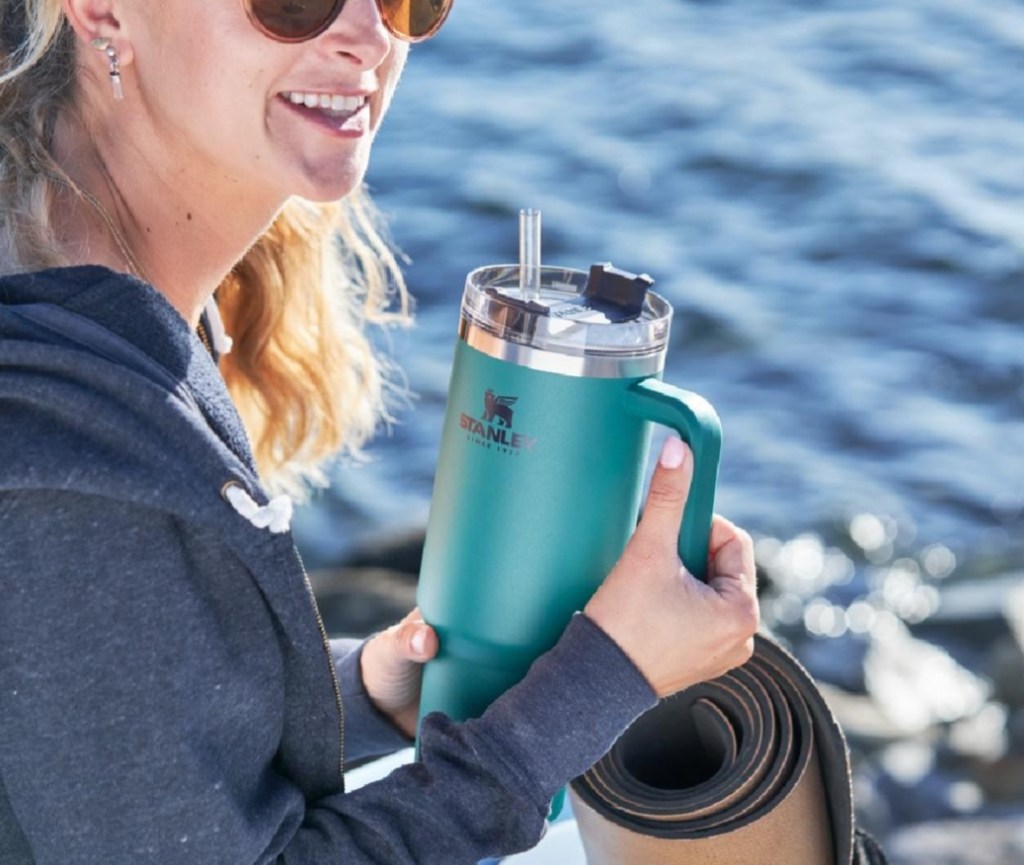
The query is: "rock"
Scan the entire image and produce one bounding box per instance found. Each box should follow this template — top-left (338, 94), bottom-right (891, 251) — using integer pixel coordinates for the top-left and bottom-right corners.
top-left (930, 571), bottom-right (1024, 633)
top-left (966, 752), bottom-right (1024, 803)
top-left (863, 619), bottom-right (990, 735)
top-left (338, 526), bottom-right (427, 576)
top-left (1005, 580), bottom-right (1024, 654)
top-left (793, 632), bottom-right (870, 693)
top-left (309, 567), bottom-right (417, 637)
top-left (886, 816), bottom-right (1024, 865)
top-left (303, 527), bottom-right (427, 636)
top-left (871, 745), bottom-right (970, 827)
top-left (986, 636), bottom-right (1024, 709)
top-left (817, 681), bottom-right (910, 743)
top-left (1007, 707), bottom-right (1024, 754)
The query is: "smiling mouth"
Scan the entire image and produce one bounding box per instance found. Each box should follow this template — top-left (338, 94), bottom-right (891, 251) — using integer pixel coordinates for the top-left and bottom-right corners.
top-left (281, 90), bottom-right (368, 119)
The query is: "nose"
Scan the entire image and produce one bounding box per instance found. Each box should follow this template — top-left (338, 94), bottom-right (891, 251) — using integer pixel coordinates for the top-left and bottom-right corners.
top-left (321, 0), bottom-right (392, 68)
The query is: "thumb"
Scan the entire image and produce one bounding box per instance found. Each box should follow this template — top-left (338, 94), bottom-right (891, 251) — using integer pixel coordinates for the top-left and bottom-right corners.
top-left (393, 609), bottom-right (438, 662)
top-left (636, 436), bottom-right (693, 548)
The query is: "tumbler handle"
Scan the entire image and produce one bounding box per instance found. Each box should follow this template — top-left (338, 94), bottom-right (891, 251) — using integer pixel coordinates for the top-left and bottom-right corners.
top-left (623, 379), bottom-right (723, 581)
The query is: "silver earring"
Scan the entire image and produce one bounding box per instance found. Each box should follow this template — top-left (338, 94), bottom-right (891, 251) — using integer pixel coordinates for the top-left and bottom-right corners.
top-left (91, 37), bottom-right (124, 101)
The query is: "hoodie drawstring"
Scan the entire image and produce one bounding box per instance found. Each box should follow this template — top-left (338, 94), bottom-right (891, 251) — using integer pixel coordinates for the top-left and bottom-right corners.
top-left (203, 296), bottom-right (234, 356)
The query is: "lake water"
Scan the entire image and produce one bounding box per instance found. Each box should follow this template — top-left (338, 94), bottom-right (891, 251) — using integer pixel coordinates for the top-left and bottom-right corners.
top-left (294, 0), bottom-right (1024, 578)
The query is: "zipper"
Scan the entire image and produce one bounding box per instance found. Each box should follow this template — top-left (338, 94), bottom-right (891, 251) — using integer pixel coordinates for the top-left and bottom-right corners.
top-left (222, 478), bottom-right (346, 788)
top-left (299, 557), bottom-right (346, 790)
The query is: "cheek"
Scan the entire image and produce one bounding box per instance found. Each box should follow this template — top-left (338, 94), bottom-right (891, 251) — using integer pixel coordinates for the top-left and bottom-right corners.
top-left (375, 41), bottom-right (409, 121)
top-left (142, 38), bottom-right (274, 161)
top-left (136, 15), bottom-right (271, 129)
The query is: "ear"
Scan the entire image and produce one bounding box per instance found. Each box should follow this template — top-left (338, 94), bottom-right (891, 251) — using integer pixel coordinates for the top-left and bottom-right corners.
top-left (61, 0), bottom-right (135, 66)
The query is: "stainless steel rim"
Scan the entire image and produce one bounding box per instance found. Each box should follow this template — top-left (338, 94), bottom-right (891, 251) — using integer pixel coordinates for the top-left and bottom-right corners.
top-left (460, 320), bottom-right (666, 379)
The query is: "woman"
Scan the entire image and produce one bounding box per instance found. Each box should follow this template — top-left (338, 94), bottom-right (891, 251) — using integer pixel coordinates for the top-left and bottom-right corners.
top-left (0, 0), bottom-right (759, 862)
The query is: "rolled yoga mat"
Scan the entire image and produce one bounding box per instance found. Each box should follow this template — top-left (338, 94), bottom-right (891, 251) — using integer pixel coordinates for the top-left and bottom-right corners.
top-left (570, 633), bottom-right (887, 865)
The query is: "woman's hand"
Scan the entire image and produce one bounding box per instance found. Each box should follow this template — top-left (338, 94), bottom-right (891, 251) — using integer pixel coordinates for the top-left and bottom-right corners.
top-left (360, 609), bottom-right (439, 738)
top-left (584, 436), bottom-right (760, 698)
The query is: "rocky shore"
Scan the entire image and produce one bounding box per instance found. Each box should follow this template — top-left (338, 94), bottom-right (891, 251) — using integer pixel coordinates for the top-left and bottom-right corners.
top-left (309, 519), bottom-right (1024, 864)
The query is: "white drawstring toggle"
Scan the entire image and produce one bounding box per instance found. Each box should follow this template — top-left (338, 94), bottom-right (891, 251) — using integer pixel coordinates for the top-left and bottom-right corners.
top-left (223, 483), bottom-right (292, 534)
top-left (203, 295), bottom-right (234, 355)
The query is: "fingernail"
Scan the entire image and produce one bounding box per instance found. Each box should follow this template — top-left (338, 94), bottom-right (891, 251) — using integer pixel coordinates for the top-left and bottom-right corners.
top-left (410, 629), bottom-right (426, 655)
top-left (659, 436), bottom-right (686, 469)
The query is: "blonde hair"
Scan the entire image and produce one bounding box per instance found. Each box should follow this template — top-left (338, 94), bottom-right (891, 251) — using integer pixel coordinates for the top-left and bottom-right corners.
top-left (0, 3), bottom-right (412, 497)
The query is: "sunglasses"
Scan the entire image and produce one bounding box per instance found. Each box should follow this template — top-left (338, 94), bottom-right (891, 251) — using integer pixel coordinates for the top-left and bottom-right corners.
top-left (244, 0), bottom-right (453, 43)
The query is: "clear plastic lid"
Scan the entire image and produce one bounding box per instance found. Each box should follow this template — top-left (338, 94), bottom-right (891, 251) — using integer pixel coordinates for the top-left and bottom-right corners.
top-left (460, 264), bottom-right (672, 360)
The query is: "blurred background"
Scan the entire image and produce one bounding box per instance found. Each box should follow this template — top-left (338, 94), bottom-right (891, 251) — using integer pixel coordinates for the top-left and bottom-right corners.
top-left (295, 0), bottom-right (1024, 860)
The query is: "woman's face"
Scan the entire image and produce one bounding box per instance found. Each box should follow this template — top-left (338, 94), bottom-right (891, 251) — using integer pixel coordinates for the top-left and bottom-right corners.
top-left (121, 0), bottom-right (408, 204)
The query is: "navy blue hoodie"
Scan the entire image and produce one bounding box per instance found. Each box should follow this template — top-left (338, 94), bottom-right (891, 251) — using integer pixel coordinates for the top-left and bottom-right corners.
top-left (0, 267), bottom-right (656, 864)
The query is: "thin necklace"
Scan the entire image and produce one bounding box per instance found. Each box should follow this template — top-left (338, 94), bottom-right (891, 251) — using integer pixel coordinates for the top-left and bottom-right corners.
top-left (76, 183), bottom-right (149, 278)
top-left (51, 173), bottom-right (214, 355)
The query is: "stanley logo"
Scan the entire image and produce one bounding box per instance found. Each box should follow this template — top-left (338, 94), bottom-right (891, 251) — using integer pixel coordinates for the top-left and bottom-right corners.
top-left (459, 389), bottom-right (538, 455)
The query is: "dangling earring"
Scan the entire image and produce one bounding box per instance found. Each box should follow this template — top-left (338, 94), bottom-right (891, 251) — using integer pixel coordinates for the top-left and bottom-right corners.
top-left (90, 37), bottom-right (124, 101)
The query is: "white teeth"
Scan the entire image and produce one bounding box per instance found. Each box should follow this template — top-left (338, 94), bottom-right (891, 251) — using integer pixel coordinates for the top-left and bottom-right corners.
top-left (284, 91), bottom-right (366, 114)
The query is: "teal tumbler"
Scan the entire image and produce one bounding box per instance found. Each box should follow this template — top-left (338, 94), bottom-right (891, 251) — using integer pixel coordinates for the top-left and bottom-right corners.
top-left (416, 263), bottom-right (722, 732)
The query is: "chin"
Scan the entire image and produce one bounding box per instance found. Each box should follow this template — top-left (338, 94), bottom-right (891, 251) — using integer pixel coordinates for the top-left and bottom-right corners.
top-left (291, 162), bottom-right (370, 204)
top-left (302, 185), bottom-right (361, 203)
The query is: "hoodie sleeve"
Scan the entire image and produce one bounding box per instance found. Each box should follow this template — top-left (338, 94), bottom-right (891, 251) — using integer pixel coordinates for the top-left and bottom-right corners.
top-left (330, 638), bottom-right (415, 762)
top-left (286, 612), bottom-right (657, 864)
top-left (0, 490), bottom-right (656, 865)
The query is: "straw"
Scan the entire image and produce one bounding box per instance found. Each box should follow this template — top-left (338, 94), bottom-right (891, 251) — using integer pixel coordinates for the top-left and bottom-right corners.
top-left (519, 208), bottom-right (541, 300)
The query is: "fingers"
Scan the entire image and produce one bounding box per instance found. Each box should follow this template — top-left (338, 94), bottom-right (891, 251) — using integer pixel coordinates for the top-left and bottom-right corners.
top-left (392, 608), bottom-right (438, 662)
top-left (707, 515), bottom-right (756, 589)
top-left (635, 436), bottom-right (693, 548)
top-left (706, 515), bottom-right (760, 637)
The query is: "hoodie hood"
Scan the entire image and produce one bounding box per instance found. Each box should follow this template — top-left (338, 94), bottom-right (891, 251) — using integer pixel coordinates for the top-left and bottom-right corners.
top-left (0, 265), bottom-right (345, 800)
top-left (0, 265), bottom-right (255, 500)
